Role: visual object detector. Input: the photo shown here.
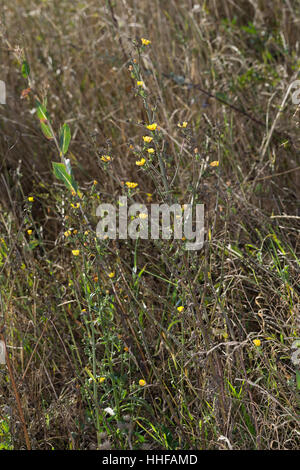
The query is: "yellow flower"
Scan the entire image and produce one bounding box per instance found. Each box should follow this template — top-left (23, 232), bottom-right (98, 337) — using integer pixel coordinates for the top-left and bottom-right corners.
top-left (101, 155), bottom-right (111, 162)
top-left (108, 271), bottom-right (115, 278)
top-left (146, 193), bottom-right (153, 202)
top-left (143, 136), bottom-right (153, 143)
top-left (139, 379), bottom-right (146, 386)
top-left (126, 182), bottom-right (138, 189)
top-left (28, 196), bottom-right (34, 202)
top-left (27, 229), bottom-right (32, 235)
top-left (147, 148), bottom-right (155, 154)
top-left (253, 339), bottom-right (261, 347)
top-left (210, 161), bottom-right (219, 167)
top-left (64, 230), bottom-right (72, 237)
top-left (84, 230), bottom-right (89, 235)
top-left (99, 377), bottom-right (106, 384)
top-left (72, 250), bottom-right (80, 256)
top-left (71, 203), bottom-right (80, 209)
top-left (137, 81), bottom-right (144, 87)
top-left (178, 121), bottom-right (188, 128)
top-left (146, 123), bottom-right (157, 131)
top-left (93, 180), bottom-right (98, 185)
top-left (141, 38), bottom-right (151, 45)
top-left (124, 346), bottom-right (129, 352)
top-left (177, 306), bottom-right (184, 312)
top-left (136, 158), bottom-right (146, 166)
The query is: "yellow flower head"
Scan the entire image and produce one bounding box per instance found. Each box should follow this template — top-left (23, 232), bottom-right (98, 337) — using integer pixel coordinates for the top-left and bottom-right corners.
top-left (253, 339), bottom-right (261, 347)
top-left (28, 196), bottom-right (34, 202)
top-left (146, 193), bottom-right (153, 202)
top-left (71, 203), bottom-right (80, 209)
top-left (178, 121), bottom-right (188, 128)
top-left (147, 148), bottom-right (155, 154)
top-left (27, 229), bottom-right (32, 235)
top-left (72, 249), bottom-right (80, 256)
top-left (99, 377), bottom-right (106, 384)
top-left (136, 158), bottom-right (146, 166)
top-left (93, 180), bottom-right (98, 185)
top-left (137, 81), bottom-right (144, 87)
top-left (64, 230), bottom-right (72, 237)
top-left (141, 38), bottom-right (151, 46)
top-left (126, 182), bottom-right (138, 189)
top-left (139, 379), bottom-right (146, 386)
top-left (146, 123), bottom-right (157, 131)
top-left (210, 161), bottom-right (219, 167)
top-left (177, 306), bottom-right (184, 312)
top-left (108, 271), bottom-right (115, 278)
top-left (101, 155), bottom-right (111, 162)
top-left (143, 136), bottom-right (153, 143)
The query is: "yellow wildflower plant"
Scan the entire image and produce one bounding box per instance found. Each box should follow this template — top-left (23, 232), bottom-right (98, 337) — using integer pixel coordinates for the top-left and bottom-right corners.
top-left (177, 306), bottom-right (184, 312)
top-left (146, 123), bottom-right (157, 131)
top-left (178, 121), bottom-right (188, 128)
top-left (28, 196), bottom-right (34, 202)
top-left (126, 182), bottom-right (138, 189)
top-left (108, 271), bottom-right (115, 278)
top-left (27, 229), bottom-right (33, 235)
top-left (100, 155), bottom-right (111, 162)
top-left (137, 81), bottom-right (144, 87)
top-left (72, 249), bottom-right (80, 256)
top-left (139, 379), bottom-right (146, 386)
top-left (253, 339), bottom-right (261, 347)
top-left (210, 161), bottom-right (219, 167)
top-left (147, 148), bottom-right (155, 154)
top-left (141, 38), bottom-right (151, 45)
top-left (136, 158), bottom-right (146, 166)
top-left (143, 136), bottom-right (153, 143)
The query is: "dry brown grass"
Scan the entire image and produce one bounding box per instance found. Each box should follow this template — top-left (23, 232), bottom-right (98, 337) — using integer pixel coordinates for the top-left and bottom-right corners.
top-left (0, 0), bottom-right (299, 450)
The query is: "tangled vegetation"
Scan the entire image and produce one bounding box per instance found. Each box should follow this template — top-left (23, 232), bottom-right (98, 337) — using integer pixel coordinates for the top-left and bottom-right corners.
top-left (0, 0), bottom-right (299, 450)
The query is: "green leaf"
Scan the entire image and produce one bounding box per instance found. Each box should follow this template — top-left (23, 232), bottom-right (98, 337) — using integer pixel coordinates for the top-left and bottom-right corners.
top-left (52, 162), bottom-right (78, 194)
top-left (36, 100), bottom-right (49, 122)
top-left (40, 121), bottom-right (53, 140)
top-left (21, 61), bottom-right (30, 79)
top-left (59, 123), bottom-right (71, 155)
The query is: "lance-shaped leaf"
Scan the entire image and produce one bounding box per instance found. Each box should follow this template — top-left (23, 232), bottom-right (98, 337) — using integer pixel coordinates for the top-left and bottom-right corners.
top-left (52, 162), bottom-right (78, 194)
top-left (40, 121), bottom-right (53, 140)
top-left (36, 100), bottom-right (50, 122)
top-left (21, 61), bottom-right (30, 79)
top-left (59, 123), bottom-right (71, 155)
